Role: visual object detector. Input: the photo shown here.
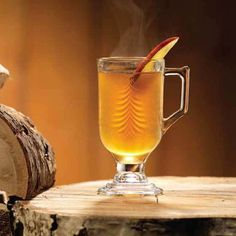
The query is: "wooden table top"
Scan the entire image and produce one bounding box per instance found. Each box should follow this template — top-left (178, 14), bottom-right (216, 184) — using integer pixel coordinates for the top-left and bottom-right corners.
top-left (17, 176), bottom-right (236, 219)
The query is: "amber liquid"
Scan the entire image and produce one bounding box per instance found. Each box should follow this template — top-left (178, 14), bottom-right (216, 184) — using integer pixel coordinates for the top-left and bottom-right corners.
top-left (99, 71), bottom-right (163, 164)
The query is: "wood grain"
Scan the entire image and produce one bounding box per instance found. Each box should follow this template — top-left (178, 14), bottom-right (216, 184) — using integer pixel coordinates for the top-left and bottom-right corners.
top-left (13, 177), bottom-right (236, 235)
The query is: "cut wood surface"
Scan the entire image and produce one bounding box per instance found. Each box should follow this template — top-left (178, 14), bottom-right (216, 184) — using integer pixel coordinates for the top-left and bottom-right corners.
top-left (13, 177), bottom-right (236, 236)
top-left (0, 65), bottom-right (56, 199)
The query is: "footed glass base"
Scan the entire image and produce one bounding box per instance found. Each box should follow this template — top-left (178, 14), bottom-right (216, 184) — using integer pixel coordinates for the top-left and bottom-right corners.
top-left (98, 182), bottom-right (163, 197)
top-left (97, 163), bottom-right (163, 197)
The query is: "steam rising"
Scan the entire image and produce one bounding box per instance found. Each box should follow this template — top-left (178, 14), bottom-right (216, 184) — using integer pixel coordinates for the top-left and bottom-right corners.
top-left (110, 0), bottom-right (154, 56)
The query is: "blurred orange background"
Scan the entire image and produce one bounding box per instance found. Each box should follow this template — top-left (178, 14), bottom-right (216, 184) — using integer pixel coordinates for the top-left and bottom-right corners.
top-left (0, 0), bottom-right (235, 185)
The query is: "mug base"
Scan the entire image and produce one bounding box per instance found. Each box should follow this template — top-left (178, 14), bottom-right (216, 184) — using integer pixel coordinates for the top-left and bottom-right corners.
top-left (97, 182), bottom-right (163, 198)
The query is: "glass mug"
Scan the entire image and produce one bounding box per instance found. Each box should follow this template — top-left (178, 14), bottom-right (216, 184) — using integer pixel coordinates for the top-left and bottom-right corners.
top-left (97, 57), bottom-right (190, 196)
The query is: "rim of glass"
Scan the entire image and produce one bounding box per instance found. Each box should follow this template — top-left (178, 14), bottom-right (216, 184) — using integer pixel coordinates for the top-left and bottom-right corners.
top-left (97, 56), bottom-right (165, 63)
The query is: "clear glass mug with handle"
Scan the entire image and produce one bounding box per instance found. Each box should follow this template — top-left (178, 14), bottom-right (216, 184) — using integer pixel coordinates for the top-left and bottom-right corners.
top-left (97, 57), bottom-right (190, 197)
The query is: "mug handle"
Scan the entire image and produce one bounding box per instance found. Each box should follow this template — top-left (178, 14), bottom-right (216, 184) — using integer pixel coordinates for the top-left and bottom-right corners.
top-left (162, 66), bottom-right (190, 133)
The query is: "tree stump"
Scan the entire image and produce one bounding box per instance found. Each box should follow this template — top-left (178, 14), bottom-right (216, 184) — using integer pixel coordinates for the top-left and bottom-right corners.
top-left (13, 177), bottom-right (236, 236)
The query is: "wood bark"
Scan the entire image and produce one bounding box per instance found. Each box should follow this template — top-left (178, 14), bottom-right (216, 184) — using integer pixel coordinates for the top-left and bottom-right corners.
top-left (0, 65), bottom-right (56, 199)
top-left (0, 205), bottom-right (11, 236)
top-left (0, 191), bottom-right (11, 236)
top-left (13, 177), bottom-right (236, 236)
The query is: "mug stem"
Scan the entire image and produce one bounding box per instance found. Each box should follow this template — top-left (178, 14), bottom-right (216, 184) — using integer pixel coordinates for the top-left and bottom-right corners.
top-left (114, 163), bottom-right (147, 184)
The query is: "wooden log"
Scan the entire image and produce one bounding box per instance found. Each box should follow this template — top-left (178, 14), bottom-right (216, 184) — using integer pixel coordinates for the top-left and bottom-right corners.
top-left (0, 65), bottom-right (56, 199)
top-left (13, 177), bottom-right (236, 236)
top-left (0, 104), bottom-right (56, 199)
top-left (0, 64), bottom-right (56, 235)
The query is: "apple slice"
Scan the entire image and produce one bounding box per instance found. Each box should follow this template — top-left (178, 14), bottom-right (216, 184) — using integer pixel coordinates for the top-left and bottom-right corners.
top-left (131, 37), bottom-right (179, 83)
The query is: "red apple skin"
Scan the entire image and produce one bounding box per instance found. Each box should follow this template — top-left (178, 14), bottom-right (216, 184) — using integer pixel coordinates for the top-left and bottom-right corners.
top-left (130, 36), bottom-right (179, 84)
top-left (135, 36), bottom-right (179, 73)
